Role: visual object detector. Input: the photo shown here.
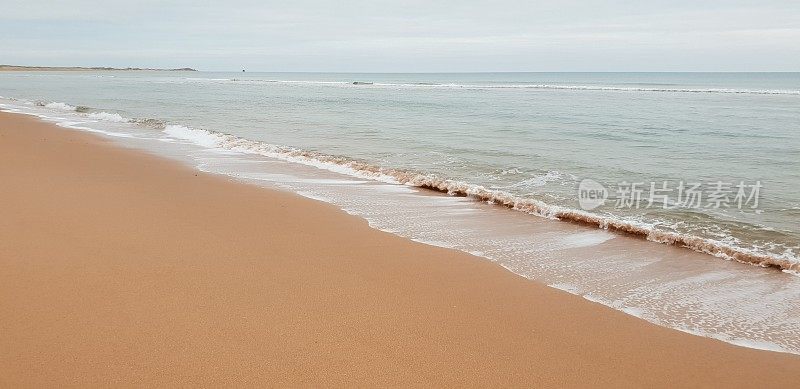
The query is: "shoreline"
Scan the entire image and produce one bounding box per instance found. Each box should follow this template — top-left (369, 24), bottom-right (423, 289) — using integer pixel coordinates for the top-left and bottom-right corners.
top-left (2, 110), bottom-right (800, 386)
top-left (3, 94), bottom-right (790, 274)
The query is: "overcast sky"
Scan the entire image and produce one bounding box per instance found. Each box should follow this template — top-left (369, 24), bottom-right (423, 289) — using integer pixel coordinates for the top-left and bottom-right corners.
top-left (1, 0), bottom-right (798, 72)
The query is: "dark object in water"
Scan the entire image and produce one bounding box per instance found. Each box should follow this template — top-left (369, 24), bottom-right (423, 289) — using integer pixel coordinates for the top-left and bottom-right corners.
top-left (352, 81), bottom-right (373, 85)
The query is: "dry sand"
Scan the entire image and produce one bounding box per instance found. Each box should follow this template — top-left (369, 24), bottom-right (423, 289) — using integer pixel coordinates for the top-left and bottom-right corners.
top-left (1, 110), bottom-right (799, 387)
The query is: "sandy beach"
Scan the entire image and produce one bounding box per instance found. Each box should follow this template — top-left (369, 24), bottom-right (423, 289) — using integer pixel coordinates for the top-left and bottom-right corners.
top-left (1, 110), bottom-right (799, 387)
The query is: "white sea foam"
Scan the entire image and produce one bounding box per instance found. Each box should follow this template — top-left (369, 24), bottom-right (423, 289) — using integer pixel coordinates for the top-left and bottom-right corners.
top-left (86, 111), bottom-right (128, 122)
top-left (558, 231), bottom-right (616, 249)
top-left (495, 170), bottom-right (565, 189)
top-left (164, 125), bottom-right (223, 148)
top-left (44, 102), bottom-right (77, 111)
top-left (294, 190), bottom-right (332, 202)
top-left (56, 122), bottom-right (136, 138)
top-left (24, 99), bottom-right (133, 124)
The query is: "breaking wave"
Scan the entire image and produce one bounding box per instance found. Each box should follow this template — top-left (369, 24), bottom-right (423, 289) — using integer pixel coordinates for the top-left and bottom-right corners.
top-left (85, 111), bottom-right (128, 122)
top-left (161, 124), bottom-right (800, 273)
top-left (41, 101), bottom-right (77, 111)
top-left (30, 99), bottom-right (160, 125)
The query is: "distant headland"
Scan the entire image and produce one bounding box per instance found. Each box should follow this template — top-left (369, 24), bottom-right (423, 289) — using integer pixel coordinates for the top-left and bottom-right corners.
top-left (0, 65), bottom-right (197, 72)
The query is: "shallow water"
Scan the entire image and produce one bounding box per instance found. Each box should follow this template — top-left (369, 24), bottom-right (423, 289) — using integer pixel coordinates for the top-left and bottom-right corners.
top-left (1, 71), bottom-right (799, 353)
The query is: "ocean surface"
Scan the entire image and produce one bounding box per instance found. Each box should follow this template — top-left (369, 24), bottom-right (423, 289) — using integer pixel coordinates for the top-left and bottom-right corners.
top-left (1, 71), bottom-right (799, 353)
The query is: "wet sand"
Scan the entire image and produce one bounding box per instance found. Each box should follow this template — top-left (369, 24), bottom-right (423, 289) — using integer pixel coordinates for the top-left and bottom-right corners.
top-left (1, 110), bottom-right (799, 387)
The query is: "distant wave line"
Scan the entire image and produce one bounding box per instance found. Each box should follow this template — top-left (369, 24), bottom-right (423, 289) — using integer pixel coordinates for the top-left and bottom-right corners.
top-left (217, 78), bottom-right (800, 95)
